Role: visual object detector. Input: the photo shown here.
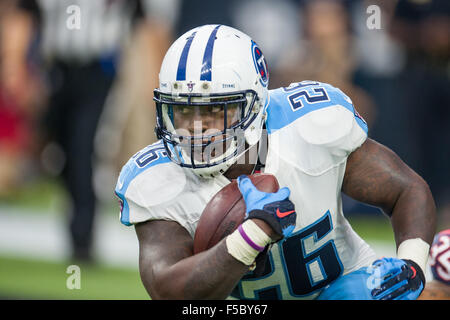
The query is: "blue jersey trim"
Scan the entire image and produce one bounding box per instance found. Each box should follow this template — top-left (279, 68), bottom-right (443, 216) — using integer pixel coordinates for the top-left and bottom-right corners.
top-left (266, 83), bottom-right (368, 135)
top-left (200, 25), bottom-right (221, 81)
top-left (354, 112), bottom-right (368, 133)
top-left (115, 190), bottom-right (131, 226)
top-left (176, 31), bottom-right (197, 81)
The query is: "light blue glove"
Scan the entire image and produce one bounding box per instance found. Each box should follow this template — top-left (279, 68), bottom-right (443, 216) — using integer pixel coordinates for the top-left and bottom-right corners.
top-left (237, 175), bottom-right (296, 239)
top-left (369, 257), bottom-right (425, 300)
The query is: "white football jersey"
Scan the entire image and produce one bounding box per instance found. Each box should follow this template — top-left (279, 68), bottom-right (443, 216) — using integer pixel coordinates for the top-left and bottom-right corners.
top-left (115, 81), bottom-right (377, 299)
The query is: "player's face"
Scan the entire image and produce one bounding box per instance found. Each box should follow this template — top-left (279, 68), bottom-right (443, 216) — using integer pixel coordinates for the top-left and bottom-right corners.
top-left (172, 104), bottom-right (240, 135)
top-left (170, 101), bottom-right (241, 162)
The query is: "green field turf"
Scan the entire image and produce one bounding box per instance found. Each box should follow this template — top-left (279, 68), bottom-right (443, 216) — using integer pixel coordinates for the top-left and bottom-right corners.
top-left (347, 215), bottom-right (395, 243)
top-left (0, 255), bottom-right (148, 300)
top-left (0, 177), bottom-right (66, 212)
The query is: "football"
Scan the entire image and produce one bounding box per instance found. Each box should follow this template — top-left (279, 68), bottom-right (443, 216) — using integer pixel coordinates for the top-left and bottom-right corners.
top-left (418, 280), bottom-right (450, 300)
top-left (193, 174), bottom-right (279, 254)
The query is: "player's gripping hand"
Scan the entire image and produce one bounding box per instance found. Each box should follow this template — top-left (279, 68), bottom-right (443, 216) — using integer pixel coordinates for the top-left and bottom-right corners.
top-left (370, 257), bottom-right (425, 300)
top-left (237, 175), bottom-right (297, 241)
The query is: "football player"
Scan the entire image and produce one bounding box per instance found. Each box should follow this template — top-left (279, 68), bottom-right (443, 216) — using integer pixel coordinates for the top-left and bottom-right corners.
top-left (115, 25), bottom-right (436, 299)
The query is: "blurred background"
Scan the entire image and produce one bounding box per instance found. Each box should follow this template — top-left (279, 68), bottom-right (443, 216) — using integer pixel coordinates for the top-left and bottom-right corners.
top-left (0, 0), bottom-right (448, 299)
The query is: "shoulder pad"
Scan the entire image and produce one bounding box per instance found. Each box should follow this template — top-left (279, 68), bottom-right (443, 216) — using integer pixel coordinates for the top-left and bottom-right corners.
top-left (114, 141), bottom-right (187, 225)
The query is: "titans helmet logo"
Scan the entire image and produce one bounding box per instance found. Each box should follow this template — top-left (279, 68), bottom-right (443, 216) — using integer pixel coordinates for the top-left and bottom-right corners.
top-left (251, 41), bottom-right (269, 88)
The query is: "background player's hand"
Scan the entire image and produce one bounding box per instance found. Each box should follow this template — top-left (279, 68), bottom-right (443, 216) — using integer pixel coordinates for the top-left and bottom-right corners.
top-left (370, 257), bottom-right (425, 300)
top-left (237, 175), bottom-right (296, 241)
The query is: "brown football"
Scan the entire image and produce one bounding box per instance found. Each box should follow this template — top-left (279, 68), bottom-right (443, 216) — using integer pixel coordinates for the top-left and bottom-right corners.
top-left (418, 280), bottom-right (450, 300)
top-left (193, 173), bottom-right (279, 254)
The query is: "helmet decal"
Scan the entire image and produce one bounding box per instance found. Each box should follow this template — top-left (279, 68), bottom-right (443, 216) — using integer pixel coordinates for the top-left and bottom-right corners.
top-left (251, 41), bottom-right (269, 87)
top-left (176, 31), bottom-right (197, 81)
top-left (187, 81), bottom-right (195, 92)
top-left (200, 25), bottom-right (222, 81)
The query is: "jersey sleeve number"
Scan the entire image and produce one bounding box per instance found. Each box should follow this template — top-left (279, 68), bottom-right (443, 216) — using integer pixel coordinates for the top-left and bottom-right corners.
top-left (283, 81), bottom-right (330, 111)
top-left (134, 145), bottom-right (167, 168)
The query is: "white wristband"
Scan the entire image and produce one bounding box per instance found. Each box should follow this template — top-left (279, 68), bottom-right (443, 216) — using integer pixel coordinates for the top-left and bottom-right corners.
top-left (226, 220), bottom-right (272, 266)
top-left (397, 238), bottom-right (430, 272)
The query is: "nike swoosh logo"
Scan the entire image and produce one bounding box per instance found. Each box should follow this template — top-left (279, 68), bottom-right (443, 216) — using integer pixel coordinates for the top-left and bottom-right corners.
top-left (276, 208), bottom-right (295, 218)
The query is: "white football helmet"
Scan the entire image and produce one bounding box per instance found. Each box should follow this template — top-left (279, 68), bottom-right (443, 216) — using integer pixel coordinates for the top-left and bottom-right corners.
top-left (154, 24), bottom-right (269, 178)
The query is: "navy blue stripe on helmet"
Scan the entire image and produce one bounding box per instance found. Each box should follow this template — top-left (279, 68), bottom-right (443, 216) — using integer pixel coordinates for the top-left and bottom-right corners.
top-left (200, 25), bottom-right (221, 81)
top-left (176, 31), bottom-right (197, 81)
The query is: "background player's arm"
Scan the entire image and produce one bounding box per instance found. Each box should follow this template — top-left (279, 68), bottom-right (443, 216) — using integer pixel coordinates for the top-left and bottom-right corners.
top-left (135, 219), bottom-right (274, 299)
top-left (1, 4), bottom-right (34, 103)
top-left (342, 138), bottom-right (436, 247)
